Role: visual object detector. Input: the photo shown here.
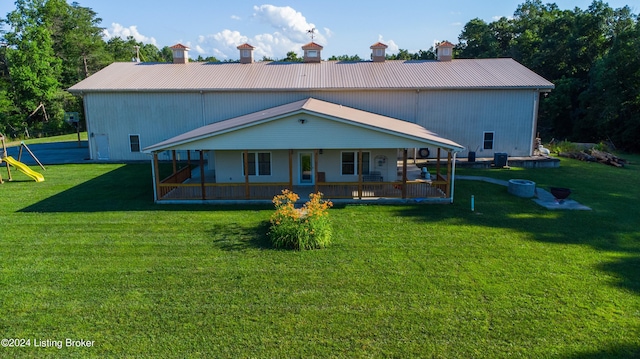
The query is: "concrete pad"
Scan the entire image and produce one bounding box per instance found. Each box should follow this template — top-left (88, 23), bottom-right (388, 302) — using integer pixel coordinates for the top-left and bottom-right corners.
top-left (533, 188), bottom-right (591, 211)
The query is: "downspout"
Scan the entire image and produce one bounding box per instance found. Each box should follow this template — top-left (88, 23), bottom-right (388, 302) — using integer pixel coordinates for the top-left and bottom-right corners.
top-left (450, 151), bottom-right (457, 204)
top-left (81, 93), bottom-right (95, 160)
top-left (151, 152), bottom-right (158, 202)
top-left (530, 89), bottom-right (540, 156)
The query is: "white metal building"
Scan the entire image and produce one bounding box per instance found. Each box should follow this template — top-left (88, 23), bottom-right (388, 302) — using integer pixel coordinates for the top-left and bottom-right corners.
top-left (68, 41), bottom-right (554, 203)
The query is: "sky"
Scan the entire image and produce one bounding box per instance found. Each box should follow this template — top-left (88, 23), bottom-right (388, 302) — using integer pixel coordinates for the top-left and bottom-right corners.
top-left (1, 0), bottom-right (637, 60)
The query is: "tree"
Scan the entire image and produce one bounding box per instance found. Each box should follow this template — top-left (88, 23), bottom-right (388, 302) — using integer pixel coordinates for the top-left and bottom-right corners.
top-left (282, 51), bottom-right (302, 62)
top-left (44, 0), bottom-right (107, 88)
top-left (2, 0), bottom-right (63, 135)
top-left (327, 54), bottom-right (362, 61)
top-left (458, 18), bottom-right (500, 58)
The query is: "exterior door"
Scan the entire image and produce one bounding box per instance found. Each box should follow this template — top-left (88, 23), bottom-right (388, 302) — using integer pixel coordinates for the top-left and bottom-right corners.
top-left (299, 152), bottom-right (313, 184)
top-left (95, 134), bottom-right (110, 160)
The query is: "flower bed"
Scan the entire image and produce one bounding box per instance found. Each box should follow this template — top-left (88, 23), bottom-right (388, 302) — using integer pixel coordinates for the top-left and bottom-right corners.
top-left (268, 190), bottom-right (333, 250)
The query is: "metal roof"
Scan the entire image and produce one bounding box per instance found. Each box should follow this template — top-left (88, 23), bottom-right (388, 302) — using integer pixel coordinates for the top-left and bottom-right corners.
top-left (69, 58), bottom-right (554, 93)
top-left (143, 98), bottom-right (465, 152)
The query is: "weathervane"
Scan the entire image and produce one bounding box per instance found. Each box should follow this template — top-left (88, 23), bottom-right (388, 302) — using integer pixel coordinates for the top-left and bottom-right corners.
top-left (306, 28), bottom-right (316, 41)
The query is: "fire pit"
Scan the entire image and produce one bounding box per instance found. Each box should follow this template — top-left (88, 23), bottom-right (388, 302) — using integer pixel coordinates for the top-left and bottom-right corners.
top-left (549, 187), bottom-right (571, 204)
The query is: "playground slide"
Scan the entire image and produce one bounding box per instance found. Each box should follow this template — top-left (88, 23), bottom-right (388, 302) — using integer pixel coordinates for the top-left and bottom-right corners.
top-left (3, 156), bottom-right (44, 182)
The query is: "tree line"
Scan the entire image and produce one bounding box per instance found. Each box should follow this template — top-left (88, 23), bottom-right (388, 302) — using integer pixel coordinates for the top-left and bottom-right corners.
top-left (1, 0), bottom-right (638, 151)
top-left (456, 0), bottom-right (639, 151)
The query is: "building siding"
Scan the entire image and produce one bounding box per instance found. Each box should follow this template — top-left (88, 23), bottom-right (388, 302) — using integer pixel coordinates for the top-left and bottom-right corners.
top-left (83, 88), bottom-right (537, 160)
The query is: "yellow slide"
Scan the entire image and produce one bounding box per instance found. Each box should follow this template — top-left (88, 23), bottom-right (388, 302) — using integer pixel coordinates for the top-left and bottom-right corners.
top-left (3, 156), bottom-right (45, 182)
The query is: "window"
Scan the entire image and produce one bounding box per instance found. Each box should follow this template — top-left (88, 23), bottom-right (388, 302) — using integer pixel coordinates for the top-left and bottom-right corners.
top-left (242, 152), bottom-right (271, 176)
top-left (242, 49), bottom-right (250, 57)
top-left (129, 134), bottom-right (140, 152)
top-left (375, 48), bottom-right (383, 56)
top-left (442, 48), bottom-right (451, 56)
top-left (483, 132), bottom-right (494, 150)
top-left (341, 151), bottom-right (370, 175)
top-left (307, 50), bottom-right (317, 57)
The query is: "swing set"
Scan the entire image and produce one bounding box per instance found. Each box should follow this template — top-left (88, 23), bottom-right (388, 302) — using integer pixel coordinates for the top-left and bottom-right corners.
top-left (0, 133), bottom-right (45, 183)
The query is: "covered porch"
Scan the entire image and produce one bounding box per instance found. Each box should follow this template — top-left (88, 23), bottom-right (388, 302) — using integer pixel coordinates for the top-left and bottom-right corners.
top-left (152, 147), bottom-right (457, 203)
top-left (144, 98), bottom-right (464, 204)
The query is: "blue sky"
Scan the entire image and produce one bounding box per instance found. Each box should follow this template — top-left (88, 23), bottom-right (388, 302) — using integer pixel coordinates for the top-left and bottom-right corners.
top-left (1, 0), bottom-right (637, 60)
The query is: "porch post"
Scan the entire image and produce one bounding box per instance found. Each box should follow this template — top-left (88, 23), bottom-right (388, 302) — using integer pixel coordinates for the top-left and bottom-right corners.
top-left (358, 149), bottom-right (363, 199)
top-left (288, 149), bottom-right (293, 190)
top-left (187, 150), bottom-right (191, 167)
top-left (153, 152), bottom-right (160, 201)
top-left (199, 150), bottom-right (206, 200)
top-left (172, 150), bottom-right (177, 174)
top-left (314, 149), bottom-right (319, 194)
top-left (244, 150), bottom-right (250, 200)
top-left (436, 148), bottom-right (441, 178)
top-left (446, 151), bottom-right (452, 197)
top-left (402, 149), bottom-right (408, 199)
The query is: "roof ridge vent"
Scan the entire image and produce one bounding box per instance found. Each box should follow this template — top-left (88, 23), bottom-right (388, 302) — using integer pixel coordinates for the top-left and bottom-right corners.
top-left (237, 43), bottom-right (255, 64)
top-left (436, 41), bottom-right (454, 62)
top-left (370, 42), bottom-right (388, 62)
top-left (170, 43), bottom-right (190, 64)
top-left (302, 42), bottom-right (323, 63)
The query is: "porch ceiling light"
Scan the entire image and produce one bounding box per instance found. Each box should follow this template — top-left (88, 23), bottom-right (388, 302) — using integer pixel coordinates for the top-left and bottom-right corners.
top-left (298, 119), bottom-right (306, 124)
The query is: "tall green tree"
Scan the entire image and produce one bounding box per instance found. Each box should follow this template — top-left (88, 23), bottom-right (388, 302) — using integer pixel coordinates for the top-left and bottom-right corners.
top-left (2, 0), bottom-right (62, 135)
top-left (44, 0), bottom-right (107, 88)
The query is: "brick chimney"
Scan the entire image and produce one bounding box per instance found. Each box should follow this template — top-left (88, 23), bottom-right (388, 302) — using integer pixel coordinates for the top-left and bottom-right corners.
top-left (436, 41), bottom-right (454, 62)
top-left (302, 42), bottom-right (323, 63)
top-left (370, 42), bottom-right (388, 62)
top-left (237, 43), bottom-right (255, 64)
top-left (170, 43), bottom-right (190, 64)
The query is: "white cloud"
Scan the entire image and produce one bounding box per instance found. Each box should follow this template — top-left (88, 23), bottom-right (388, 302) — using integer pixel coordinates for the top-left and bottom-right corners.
top-left (378, 35), bottom-right (399, 54)
top-left (231, 15), bottom-right (241, 20)
top-left (451, 22), bottom-right (463, 26)
top-left (492, 15), bottom-right (514, 21)
top-left (196, 5), bottom-right (327, 60)
top-left (103, 23), bottom-right (157, 46)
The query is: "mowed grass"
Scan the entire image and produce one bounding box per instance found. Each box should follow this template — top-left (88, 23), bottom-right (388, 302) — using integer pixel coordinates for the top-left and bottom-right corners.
top-left (0, 156), bottom-right (639, 358)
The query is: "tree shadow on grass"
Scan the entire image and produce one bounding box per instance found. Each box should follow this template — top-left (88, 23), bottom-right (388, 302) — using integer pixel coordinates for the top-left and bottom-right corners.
top-left (18, 164), bottom-right (272, 213)
top-left (209, 220), bottom-right (273, 251)
top-left (562, 343), bottom-right (640, 358)
top-left (394, 179), bottom-right (640, 294)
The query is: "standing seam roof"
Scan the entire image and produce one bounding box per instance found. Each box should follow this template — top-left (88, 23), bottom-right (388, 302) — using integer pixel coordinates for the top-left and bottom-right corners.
top-left (69, 58), bottom-right (554, 92)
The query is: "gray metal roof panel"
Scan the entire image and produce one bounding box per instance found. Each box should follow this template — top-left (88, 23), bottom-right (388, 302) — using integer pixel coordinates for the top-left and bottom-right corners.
top-left (69, 58), bottom-right (554, 93)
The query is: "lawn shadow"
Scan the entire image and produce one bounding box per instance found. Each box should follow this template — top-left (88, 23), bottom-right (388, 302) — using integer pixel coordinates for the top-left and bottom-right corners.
top-left (393, 178), bottom-right (640, 295)
top-left (562, 343), bottom-right (640, 358)
top-left (209, 220), bottom-right (272, 251)
top-left (19, 164), bottom-right (272, 213)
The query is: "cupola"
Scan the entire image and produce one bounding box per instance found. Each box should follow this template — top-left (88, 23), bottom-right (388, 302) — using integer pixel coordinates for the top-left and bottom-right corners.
top-left (370, 42), bottom-right (388, 62)
top-left (237, 43), bottom-right (255, 64)
top-left (302, 42), bottom-right (323, 63)
top-left (170, 43), bottom-right (190, 64)
top-left (436, 41), bottom-right (454, 62)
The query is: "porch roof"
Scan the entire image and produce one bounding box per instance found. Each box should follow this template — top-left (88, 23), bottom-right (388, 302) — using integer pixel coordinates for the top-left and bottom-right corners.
top-left (143, 98), bottom-right (465, 153)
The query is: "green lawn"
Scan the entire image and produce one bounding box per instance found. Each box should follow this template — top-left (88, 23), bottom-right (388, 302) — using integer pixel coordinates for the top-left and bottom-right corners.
top-left (0, 156), bottom-right (638, 358)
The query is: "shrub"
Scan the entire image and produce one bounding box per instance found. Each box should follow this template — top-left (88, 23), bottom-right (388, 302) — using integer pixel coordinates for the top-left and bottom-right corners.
top-left (268, 190), bottom-right (333, 250)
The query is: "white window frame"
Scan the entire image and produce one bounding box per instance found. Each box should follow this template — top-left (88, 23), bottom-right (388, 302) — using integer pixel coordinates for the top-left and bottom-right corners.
top-left (442, 47), bottom-right (451, 56)
top-left (307, 50), bottom-right (318, 58)
top-left (341, 151), bottom-right (370, 176)
top-left (242, 152), bottom-right (272, 176)
top-left (375, 48), bottom-right (383, 56)
top-left (483, 131), bottom-right (495, 150)
top-left (129, 134), bottom-right (141, 153)
top-left (241, 49), bottom-right (250, 57)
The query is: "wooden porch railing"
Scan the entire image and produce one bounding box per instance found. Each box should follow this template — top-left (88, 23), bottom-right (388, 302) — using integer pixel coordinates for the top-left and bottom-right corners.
top-left (160, 165), bottom-right (192, 184)
top-left (317, 181), bottom-right (446, 199)
top-left (158, 182), bottom-right (291, 201)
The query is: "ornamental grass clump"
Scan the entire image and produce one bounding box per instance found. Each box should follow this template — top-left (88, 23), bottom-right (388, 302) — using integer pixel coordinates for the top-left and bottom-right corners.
top-left (268, 189), bottom-right (333, 250)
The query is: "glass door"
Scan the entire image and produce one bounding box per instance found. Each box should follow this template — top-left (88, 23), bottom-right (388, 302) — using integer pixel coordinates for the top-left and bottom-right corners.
top-left (299, 152), bottom-right (313, 184)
